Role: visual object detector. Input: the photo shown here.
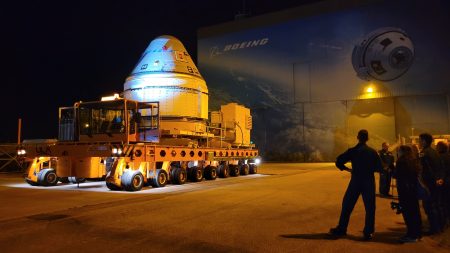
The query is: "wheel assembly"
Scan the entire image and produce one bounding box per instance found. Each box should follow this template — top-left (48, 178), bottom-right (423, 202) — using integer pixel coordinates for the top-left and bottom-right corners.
top-left (229, 165), bottom-right (240, 177)
top-left (121, 170), bottom-right (144, 191)
top-left (249, 164), bottom-right (257, 174)
top-left (171, 167), bottom-right (187, 185)
top-left (150, 169), bottom-right (168, 188)
top-left (189, 166), bottom-right (203, 182)
top-left (38, 168), bottom-right (58, 186)
top-left (240, 164), bottom-right (249, 175)
top-left (204, 166), bottom-right (217, 180)
top-left (218, 163), bottom-right (229, 178)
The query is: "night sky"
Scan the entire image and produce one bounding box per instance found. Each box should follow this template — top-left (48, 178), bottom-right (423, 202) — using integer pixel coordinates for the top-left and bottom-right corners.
top-left (2, 0), bottom-right (318, 142)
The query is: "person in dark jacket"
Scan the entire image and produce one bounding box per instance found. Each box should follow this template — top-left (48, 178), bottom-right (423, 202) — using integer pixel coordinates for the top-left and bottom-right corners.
top-left (379, 142), bottom-right (395, 196)
top-left (394, 145), bottom-right (422, 243)
top-left (419, 133), bottom-right (445, 234)
top-left (436, 141), bottom-right (450, 228)
top-left (329, 129), bottom-right (383, 240)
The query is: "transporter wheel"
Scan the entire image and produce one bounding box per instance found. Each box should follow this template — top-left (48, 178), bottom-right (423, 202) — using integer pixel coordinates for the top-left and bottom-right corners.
top-left (38, 169), bottom-right (58, 186)
top-left (249, 164), bottom-right (258, 174)
top-left (190, 166), bottom-right (203, 182)
top-left (121, 170), bottom-right (144, 191)
top-left (68, 177), bottom-right (86, 184)
top-left (218, 164), bottom-right (229, 178)
top-left (172, 167), bottom-right (187, 185)
top-left (240, 164), bottom-right (250, 176)
top-left (59, 177), bottom-right (70, 183)
top-left (204, 166), bottom-right (217, 180)
top-left (150, 169), bottom-right (168, 188)
top-left (229, 165), bottom-right (240, 177)
top-left (106, 181), bottom-right (122, 191)
top-left (25, 178), bottom-right (39, 186)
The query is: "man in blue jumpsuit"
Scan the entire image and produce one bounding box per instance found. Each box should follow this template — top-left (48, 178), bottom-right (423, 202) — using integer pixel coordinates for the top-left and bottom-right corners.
top-left (329, 129), bottom-right (383, 240)
top-left (419, 133), bottom-right (445, 234)
top-left (379, 142), bottom-right (395, 196)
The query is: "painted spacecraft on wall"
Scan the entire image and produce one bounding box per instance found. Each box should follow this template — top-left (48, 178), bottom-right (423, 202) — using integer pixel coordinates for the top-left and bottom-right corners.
top-left (352, 27), bottom-right (415, 81)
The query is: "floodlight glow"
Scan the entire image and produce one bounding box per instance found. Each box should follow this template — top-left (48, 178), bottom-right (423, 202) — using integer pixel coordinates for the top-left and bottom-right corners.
top-left (101, 93), bottom-right (121, 101)
top-left (366, 87), bottom-right (374, 93)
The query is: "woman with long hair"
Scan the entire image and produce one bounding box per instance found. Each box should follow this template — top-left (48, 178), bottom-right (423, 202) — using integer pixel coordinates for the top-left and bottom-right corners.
top-left (395, 145), bottom-right (422, 242)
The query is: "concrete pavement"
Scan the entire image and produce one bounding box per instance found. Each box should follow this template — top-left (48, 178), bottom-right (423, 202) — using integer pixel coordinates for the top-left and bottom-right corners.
top-left (0, 163), bottom-right (448, 253)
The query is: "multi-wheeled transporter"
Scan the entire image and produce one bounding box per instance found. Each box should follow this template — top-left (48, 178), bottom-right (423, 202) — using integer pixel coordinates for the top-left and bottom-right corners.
top-left (17, 35), bottom-right (259, 191)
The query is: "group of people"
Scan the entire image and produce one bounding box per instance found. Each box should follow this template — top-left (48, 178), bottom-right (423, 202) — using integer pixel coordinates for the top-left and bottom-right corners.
top-left (329, 130), bottom-right (450, 243)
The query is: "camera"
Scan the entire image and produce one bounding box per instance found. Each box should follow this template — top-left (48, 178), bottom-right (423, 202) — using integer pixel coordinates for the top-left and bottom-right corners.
top-left (390, 201), bottom-right (403, 214)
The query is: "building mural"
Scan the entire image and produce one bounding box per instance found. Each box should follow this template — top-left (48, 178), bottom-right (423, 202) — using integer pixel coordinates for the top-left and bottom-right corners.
top-left (198, 0), bottom-right (450, 161)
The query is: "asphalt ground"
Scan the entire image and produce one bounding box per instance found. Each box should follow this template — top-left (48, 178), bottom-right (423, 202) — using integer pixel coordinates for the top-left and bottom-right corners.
top-left (0, 163), bottom-right (449, 253)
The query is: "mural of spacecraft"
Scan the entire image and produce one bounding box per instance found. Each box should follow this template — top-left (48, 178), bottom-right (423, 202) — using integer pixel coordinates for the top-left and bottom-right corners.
top-left (352, 27), bottom-right (415, 81)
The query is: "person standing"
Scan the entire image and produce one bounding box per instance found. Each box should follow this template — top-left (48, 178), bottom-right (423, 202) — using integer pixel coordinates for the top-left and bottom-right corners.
top-left (394, 145), bottom-right (422, 243)
top-left (329, 129), bottom-right (383, 240)
top-left (379, 142), bottom-right (395, 197)
top-left (418, 133), bottom-right (445, 234)
top-left (436, 141), bottom-right (450, 228)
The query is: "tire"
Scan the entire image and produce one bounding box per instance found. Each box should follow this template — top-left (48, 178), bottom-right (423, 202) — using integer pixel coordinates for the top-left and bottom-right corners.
top-left (229, 165), bottom-right (240, 177)
top-left (106, 181), bottom-right (122, 191)
top-left (218, 164), bottom-right (229, 178)
top-left (150, 169), bottom-right (168, 188)
top-left (249, 164), bottom-right (258, 174)
top-left (38, 169), bottom-right (58, 186)
top-left (172, 167), bottom-right (187, 185)
top-left (240, 164), bottom-right (249, 175)
top-left (59, 177), bottom-right (70, 183)
top-left (204, 166), bottom-right (217, 180)
top-left (68, 177), bottom-right (86, 184)
top-left (190, 166), bottom-right (203, 182)
top-left (121, 170), bottom-right (144, 191)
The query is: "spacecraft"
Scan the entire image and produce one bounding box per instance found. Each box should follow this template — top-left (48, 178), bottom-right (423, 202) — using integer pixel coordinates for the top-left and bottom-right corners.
top-left (123, 35), bottom-right (209, 140)
top-left (352, 27), bottom-right (414, 82)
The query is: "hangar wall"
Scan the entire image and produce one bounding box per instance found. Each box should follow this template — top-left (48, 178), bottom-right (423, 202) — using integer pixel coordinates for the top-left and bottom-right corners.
top-left (198, 0), bottom-right (450, 161)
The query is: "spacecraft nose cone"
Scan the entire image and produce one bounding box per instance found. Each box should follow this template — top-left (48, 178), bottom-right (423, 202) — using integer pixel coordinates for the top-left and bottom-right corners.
top-left (123, 35), bottom-right (209, 122)
top-left (130, 35), bottom-right (202, 78)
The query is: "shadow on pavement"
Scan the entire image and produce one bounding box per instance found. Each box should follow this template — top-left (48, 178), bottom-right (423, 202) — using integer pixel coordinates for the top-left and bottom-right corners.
top-left (280, 231), bottom-right (404, 244)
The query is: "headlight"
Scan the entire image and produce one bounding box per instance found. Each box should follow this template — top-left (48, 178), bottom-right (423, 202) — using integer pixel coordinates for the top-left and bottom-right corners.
top-left (255, 158), bottom-right (261, 165)
top-left (17, 149), bottom-right (26, 156)
top-left (112, 148), bottom-right (123, 156)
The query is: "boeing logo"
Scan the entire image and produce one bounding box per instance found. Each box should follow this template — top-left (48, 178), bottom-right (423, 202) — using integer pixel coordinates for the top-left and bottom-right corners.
top-left (210, 37), bottom-right (269, 58)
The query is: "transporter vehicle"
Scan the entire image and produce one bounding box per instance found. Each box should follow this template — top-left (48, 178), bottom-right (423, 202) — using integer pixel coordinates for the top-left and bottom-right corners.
top-left (14, 35), bottom-right (259, 191)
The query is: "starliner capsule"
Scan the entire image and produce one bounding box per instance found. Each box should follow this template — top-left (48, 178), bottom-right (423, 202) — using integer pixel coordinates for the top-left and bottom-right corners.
top-left (123, 35), bottom-right (209, 140)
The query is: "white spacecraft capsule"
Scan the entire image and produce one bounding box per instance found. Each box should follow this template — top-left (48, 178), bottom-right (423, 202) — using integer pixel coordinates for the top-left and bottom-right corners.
top-left (123, 35), bottom-right (209, 137)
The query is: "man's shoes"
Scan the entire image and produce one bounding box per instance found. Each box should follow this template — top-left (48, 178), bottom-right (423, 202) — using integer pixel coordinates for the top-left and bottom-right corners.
top-left (363, 233), bottom-right (373, 241)
top-left (328, 227), bottom-right (347, 237)
top-left (399, 236), bottom-right (420, 243)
